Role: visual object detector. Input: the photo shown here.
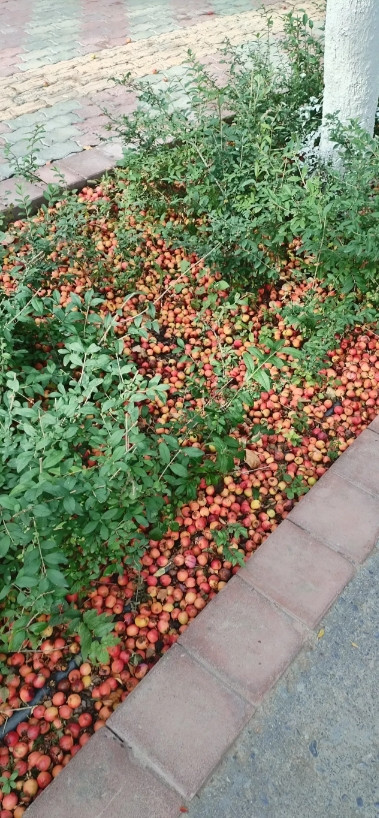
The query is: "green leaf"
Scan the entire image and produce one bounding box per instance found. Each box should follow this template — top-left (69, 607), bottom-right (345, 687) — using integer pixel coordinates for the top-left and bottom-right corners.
top-left (181, 447), bottom-right (203, 458)
top-left (44, 451), bottom-right (65, 469)
top-left (253, 369), bottom-right (271, 391)
top-left (16, 575), bottom-right (39, 589)
top-left (170, 462), bottom-right (188, 477)
top-left (94, 644), bottom-right (111, 664)
top-left (44, 551), bottom-right (67, 566)
top-left (149, 524), bottom-right (168, 540)
top-left (103, 507), bottom-right (121, 520)
top-left (158, 441), bottom-right (171, 464)
top-left (0, 584), bottom-right (11, 601)
top-left (10, 630), bottom-right (27, 651)
top-left (63, 495), bottom-right (76, 514)
top-left (82, 519), bottom-right (99, 535)
top-left (109, 428), bottom-right (125, 445)
top-left (223, 545), bottom-right (245, 567)
top-left (46, 568), bottom-right (68, 587)
top-left (69, 353), bottom-right (83, 367)
top-left (0, 495), bottom-right (18, 511)
top-left (243, 352), bottom-right (256, 376)
top-left (33, 503), bottom-right (51, 518)
top-left (284, 347), bottom-right (302, 358)
top-left (15, 451), bottom-right (33, 473)
top-left (78, 623), bottom-right (92, 661)
top-left (162, 434), bottom-right (178, 448)
top-left (0, 535), bottom-right (10, 557)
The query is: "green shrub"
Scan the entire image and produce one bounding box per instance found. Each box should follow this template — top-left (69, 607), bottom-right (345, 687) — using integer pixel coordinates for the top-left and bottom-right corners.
top-left (108, 10), bottom-right (377, 349)
top-left (0, 8), bottom-right (377, 651)
top-left (108, 12), bottom-right (324, 284)
top-left (1, 244), bottom-right (284, 649)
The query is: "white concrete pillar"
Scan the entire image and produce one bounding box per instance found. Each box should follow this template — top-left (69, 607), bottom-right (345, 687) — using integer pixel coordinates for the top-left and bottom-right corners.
top-left (320, 0), bottom-right (379, 162)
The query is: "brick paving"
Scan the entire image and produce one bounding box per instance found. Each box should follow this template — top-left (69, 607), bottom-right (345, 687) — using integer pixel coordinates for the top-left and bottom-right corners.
top-left (332, 427), bottom-right (379, 498)
top-left (0, 0), bottom-right (323, 183)
top-left (24, 418), bottom-right (379, 817)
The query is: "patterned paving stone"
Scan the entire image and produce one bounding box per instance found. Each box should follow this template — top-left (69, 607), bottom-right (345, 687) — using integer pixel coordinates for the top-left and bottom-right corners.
top-left (43, 100), bottom-right (82, 116)
top-left (0, 0), bottom-right (322, 180)
top-left (18, 57), bottom-right (57, 71)
top-left (76, 114), bottom-right (108, 134)
top-left (3, 127), bottom-right (39, 145)
top-left (19, 47), bottom-right (55, 62)
top-left (0, 175), bottom-right (46, 218)
top-left (100, 139), bottom-right (125, 160)
top-left (0, 163), bottom-right (14, 182)
top-left (58, 147), bottom-right (115, 180)
top-left (36, 141), bottom-right (84, 164)
top-left (4, 111), bottom-right (49, 130)
top-left (76, 132), bottom-right (103, 147)
top-left (42, 126), bottom-right (83, 146)
top-left (42, 113), bottom-right (81, 131)
top-left (37, 161), bottom-right (86, 189)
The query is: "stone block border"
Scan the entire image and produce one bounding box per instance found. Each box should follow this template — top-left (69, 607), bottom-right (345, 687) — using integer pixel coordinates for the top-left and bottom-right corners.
top-left (0, 146), bottom-right (123, 222)
top-left (24, 420), bottom-right (379, 816)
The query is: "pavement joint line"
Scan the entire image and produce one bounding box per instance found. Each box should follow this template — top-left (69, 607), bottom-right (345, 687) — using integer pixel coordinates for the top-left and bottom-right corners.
top-left (177, 636), bottom-right (274, 707)
top-left (103, 720), bottom-right (192, 798)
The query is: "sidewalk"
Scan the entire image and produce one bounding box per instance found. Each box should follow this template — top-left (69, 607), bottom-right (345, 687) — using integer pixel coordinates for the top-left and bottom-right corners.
top-left (0, 0), bottom-right (323, 183)
top-left (188, 547), bottom-right (379, 818)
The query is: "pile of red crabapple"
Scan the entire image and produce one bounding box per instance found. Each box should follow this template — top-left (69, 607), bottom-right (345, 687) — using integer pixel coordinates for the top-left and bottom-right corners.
top-left (0, 183), bottom-right (378, 815)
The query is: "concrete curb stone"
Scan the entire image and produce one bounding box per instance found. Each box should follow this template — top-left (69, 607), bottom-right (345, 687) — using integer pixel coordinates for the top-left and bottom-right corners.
top-left (0, 147), bottom-right (121, 222)
top-left (24, 729), bottom-right (183, 818)
top-left (0, 175), bottom-right (46, 221)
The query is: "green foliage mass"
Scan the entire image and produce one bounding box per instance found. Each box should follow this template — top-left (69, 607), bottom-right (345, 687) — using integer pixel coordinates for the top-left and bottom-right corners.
top-left (0, 9), bottom-right (377, 653)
